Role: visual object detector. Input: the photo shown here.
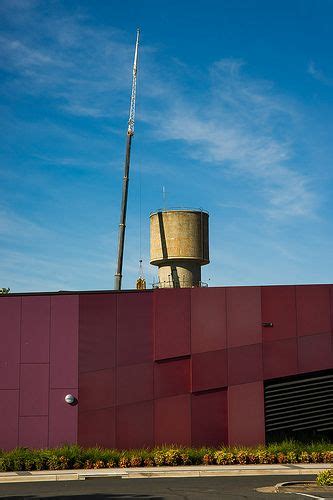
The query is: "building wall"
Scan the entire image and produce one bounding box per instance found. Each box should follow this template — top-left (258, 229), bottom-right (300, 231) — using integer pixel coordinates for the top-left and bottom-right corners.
top-left (0, 284), bottom-right (332, 450)
top-left (0, 295), bottom-right (78, 450)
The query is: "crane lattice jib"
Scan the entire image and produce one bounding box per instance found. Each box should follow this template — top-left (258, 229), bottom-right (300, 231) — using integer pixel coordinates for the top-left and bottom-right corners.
top-left (127, 28), bottom-right (140, 136)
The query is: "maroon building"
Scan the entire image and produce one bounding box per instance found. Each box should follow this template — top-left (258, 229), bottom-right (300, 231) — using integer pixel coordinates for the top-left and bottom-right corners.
top-left (0, 284), bottom-right (332, 450)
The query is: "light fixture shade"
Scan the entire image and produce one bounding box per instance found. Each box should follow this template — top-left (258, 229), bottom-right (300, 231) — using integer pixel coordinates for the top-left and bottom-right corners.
top-left (64, 394), bottom-right (76, 404)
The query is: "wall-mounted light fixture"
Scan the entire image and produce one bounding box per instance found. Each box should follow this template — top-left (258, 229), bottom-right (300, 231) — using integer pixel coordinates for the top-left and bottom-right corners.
top-left (64, 394), bottom-right (77, 405)
top-left (262, 322), bottom-right (273, 327)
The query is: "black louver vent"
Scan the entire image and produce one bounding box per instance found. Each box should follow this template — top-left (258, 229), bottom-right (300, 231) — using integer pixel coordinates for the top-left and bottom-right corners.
top-left (265, 371), bottom-right (333, 438)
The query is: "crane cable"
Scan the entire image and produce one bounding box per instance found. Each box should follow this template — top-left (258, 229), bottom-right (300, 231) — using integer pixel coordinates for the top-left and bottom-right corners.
top-left (136, 165), bottom-right (146, 290)
top-left (135, 30), bottom-right (146, 291)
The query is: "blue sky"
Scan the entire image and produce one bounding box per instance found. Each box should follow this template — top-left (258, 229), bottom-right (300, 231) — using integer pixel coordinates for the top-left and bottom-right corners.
top-left (1, 0), bottom-right (333, 292)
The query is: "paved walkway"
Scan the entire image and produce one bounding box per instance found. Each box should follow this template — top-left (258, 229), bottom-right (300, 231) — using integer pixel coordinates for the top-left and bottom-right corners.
top-left (0, 463), bottom-right (332, 483)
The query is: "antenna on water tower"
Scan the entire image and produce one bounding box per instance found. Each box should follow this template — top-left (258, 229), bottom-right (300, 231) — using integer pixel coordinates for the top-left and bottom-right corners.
top-left (114, 28), bottom-right (140, 291)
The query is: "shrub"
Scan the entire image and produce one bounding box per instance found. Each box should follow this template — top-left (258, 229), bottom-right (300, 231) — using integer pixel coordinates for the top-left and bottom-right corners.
top-left (236, 451), bottom-right (249, 465)
top-left (119, 452), bottom-right (130, 468)
top-left (0, 440), bottom-right (332, 471)
top-left (214, 450), bottom-right (236, 465)
top-left (153, 450), bottom-right (165, 466)
top-left (323, 451), bottom-right (333, 463)
top-left (189, 448), bottom-right (212, 465)
top-left (299, 451), bottom-right (310, 463)
top-left (311, 452), bottom-right (323, 463)
top-left (256, 450), bottom-right (276, 464)
top-left (317, 469), bottom-right (333, 486)
top-left (130, 455), bottom-right (142, 467)
top-left (286, 452), bottom-right (298, 463)
top-left (164, 449), bottom-right (182, 466)
top-left (202, 453), bottom-right (214, 465)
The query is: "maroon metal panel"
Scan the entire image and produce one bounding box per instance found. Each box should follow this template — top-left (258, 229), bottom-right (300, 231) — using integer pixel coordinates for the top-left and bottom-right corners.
top-left (154, 395), bottom-right (191, 446)
top-left (261, 286), bottom-right (296, 342)
top-left (298, 332), bottom-right (333, 373)
top-left (296, 285), bottom-right (331, 337)
top-left (228, 344), bottom-right (263, 386)
top-left (191, 287), bottom-right (227, 353)
top-left (79, 294), bottom-right (116, 373)
top-left (154, 358), bottom-right (190, 399)
top-left (79, 368), bottom-right (115, 412)
top-left (263, 338), bottom-right (298, 380)
top-left (50, 295), bottom-right (78, 388)
top-left (191, 390), bottom-right (228, 447)
top-left (117, 292), bottom-right (153, 366)
top-left (228, 382), bottom-right (265, 446)
top-left (192, 350), bottom-right (227, 392)
top-left (49, 388), bottom-right (78, 447)
top-left (19, 364), bottom-right (49, 416)
top-left (19, 416), bottom-right (48, 448)
top-left (117, 363), bottom-right (153, 406)
top-left (0, 297), bottom-right (21, 389)
top-left (330, 285), bottom-right (333, 334)
top-left (116, 401), bottom-right (154, 449)
top-left (0, 390), bottom-right (19, 450)
top-left (78, 408), bottom-right (115, 448)
top-left (226, 287), bottom-right (261, 348)
top-left (21, 296), bottom-right (50, 363)
top-left (154, 289), bottom-right (190, 360)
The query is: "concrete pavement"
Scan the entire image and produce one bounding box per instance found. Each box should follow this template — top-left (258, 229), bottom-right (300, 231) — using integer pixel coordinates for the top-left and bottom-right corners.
top-left (0, 463), bottom-right (332, 483)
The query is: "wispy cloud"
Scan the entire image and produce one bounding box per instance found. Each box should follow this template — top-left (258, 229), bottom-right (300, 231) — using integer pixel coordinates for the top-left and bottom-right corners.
top-left (0, 7), bottom-right (134, 119)
top-left (0, 206), bottom-right (53, 242)
top-left (308, 61), bottom-right (333, 85)
top-left (147, 59), bottom-right (315, 219)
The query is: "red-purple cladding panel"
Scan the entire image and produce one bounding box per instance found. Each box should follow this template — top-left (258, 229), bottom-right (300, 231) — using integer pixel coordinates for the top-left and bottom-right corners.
top-left (191, 288), bottom-right (227, 353)
top-left (117, 363), bottom-right (153, 406)
top-left (296, 285), bottom-right (331, 337)
top-left (154, 289), bottom-right (190, 360)
top-left (330, 285), bottom-right (333, 332)
top-left (79, 368), bottom-right (115, 412)
top-left (117, 292), bottom-right (153, 366)
top-left (228, 382), bottom-right (265, 446)
top-left (191, 390), bottom-right (228, 447)
top-left (19, 416), bottom-right (48, 449)
top-left (78, 407), bottom-right (115, 448)
top-left (49, 388), bottom-right (78, 447)
top-left (79, 294), bottom-right (116, 373)
top-left (263, 338), bottom-right (298, 380)
top-left (154, 358), bottom-right (190, 399)
top-left (226, 287), bottom-right (262, 348)
top-left (192, 350), bottom-right (227, 393)
top-left (228, 344), bottom-right (263, 386)
top-left (0, 390), bottom-right (19, 450)
top-left (154, 395), bottom-right (191, 446)
top-left (261, 286), bottom-right (297, 342)
top-left (0, 297), bottom-right (21, 389)
top-left (116, 401), bottom-right (154, 449)
top-left (21, 296), bottom-right (50, 363)
top-left (19, 364), bottom-right (49, 416)
top-left (50, 295), bottom-right (78, 389)
top-left (298, 332), bottom-right (333, 373)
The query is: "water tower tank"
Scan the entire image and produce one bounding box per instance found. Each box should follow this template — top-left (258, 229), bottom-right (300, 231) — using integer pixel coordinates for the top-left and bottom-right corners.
top-left (150, 209), bottom-right (209, 288)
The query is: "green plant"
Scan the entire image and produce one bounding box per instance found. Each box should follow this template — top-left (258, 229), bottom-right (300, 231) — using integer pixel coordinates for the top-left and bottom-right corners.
top-left (0, 440), bottom-right (332, 471)
top-left (317, 469), bottom-right (333, 486)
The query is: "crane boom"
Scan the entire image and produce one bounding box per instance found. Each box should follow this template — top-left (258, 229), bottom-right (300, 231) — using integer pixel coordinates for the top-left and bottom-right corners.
top-left (128, 28), bottom-right (139, 136)
top-left (114, 29), bottom-right (140, 291)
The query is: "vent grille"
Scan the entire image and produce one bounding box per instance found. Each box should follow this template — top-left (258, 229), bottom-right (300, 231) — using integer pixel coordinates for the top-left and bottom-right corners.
top-left (265, 371), bottom-right (333, 437)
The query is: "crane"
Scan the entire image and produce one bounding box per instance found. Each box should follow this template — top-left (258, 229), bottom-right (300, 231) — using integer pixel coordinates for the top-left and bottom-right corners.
top-left (114, 28), bottom-right (140, 291)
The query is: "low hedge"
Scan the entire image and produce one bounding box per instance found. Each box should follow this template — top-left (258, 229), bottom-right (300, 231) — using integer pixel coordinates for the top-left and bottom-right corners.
top-left (317, 469), bottom-right (333, 486)
top-left (0, 441), bottom-right (332, 472)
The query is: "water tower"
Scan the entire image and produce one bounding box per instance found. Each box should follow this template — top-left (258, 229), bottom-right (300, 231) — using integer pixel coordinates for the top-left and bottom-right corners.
top-left (150, 209), bottom-right (209, 288)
